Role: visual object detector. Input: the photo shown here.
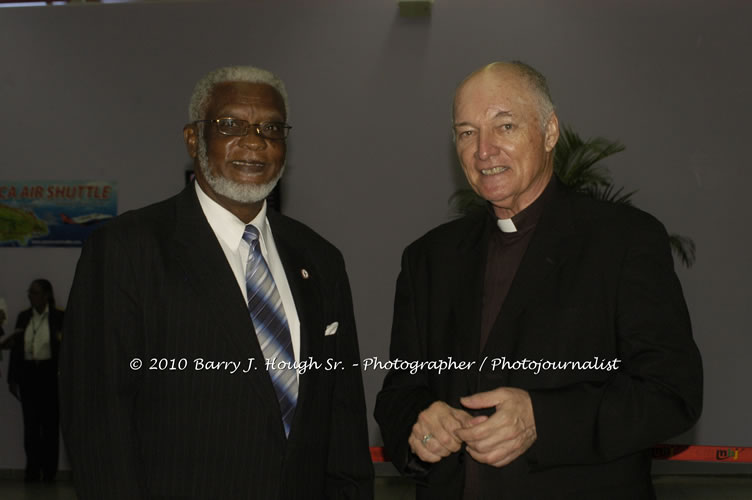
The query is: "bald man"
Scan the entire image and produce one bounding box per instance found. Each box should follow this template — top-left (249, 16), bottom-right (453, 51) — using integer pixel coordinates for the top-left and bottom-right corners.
top-left (375, 61), bottom-right (702, 499)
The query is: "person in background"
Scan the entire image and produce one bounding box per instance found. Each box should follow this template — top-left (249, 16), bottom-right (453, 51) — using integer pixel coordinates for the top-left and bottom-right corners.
top-left (0, 306), bottom-right (7, 374)
top-left (7, 279), bottom-right (63, 483)
top-left (0, 307), bottom-right (7, 346)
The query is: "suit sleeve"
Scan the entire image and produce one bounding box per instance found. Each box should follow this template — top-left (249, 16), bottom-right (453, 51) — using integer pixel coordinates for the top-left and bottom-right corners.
top-left (528, 214), bottom-right (703, 466)
top-left (59, 226), bottom-right (146, 499)
top-left (374, 249), bottom-right (438, 477)
top-left (325, 253), bottom-right (375, 499)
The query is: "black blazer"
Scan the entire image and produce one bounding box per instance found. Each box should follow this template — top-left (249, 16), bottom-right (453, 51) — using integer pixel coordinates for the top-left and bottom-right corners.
top-left (8, 307), bottom-right (64, 387)
top-left (375, 181), bottom-right (702, 500)
top-left (60, 185), bottom-right (373, 500)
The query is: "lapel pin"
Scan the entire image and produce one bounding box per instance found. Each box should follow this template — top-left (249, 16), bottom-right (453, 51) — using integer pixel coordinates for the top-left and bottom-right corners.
top-left (301, 269), bottom-right (310, 279)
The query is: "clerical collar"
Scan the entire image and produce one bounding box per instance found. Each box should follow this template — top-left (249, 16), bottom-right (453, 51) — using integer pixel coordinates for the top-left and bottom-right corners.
top-left (497, 218), bottom-right (517, 232)
top-left (491, 176), bottom-right (558, 233)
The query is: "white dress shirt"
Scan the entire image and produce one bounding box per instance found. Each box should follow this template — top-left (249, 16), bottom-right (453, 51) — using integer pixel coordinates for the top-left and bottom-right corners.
top-left (24, 305), bottom-right (52, 360)
top-left (195, 183), bottom-right (301, 362)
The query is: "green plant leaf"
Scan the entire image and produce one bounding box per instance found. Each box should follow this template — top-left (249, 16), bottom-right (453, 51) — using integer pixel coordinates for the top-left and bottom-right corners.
top-left (554, 125), bottom-right (625, 191)
top-left (448, 188), bottom-right (486, 217)
top-left (669, 233), bottom-right (696, 269)
top-left (583, 184), bottom-right (636, 205)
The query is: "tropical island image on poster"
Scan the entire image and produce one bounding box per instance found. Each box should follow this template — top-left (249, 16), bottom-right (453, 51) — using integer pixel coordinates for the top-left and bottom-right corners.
top-left (0, 181), bottom-right (117, 247)
top-left (0, 203), bottom-right (49, 245)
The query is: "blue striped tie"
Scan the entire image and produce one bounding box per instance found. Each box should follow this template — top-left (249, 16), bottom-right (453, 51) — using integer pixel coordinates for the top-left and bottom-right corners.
top-left (243, 225), bottom-right (298, 437)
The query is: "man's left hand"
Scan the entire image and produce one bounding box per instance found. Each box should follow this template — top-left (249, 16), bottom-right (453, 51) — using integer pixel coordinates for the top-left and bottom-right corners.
top-left (456, 387), bottom-right (537, 467)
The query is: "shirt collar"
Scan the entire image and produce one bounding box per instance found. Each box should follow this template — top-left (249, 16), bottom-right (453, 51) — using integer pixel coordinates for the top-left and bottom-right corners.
top-left (492, 175), bottom-right (558, 234)
top-left (32, 305), bottom-right (49, 318)
top-left (195, 182), bottom-right (268, 251)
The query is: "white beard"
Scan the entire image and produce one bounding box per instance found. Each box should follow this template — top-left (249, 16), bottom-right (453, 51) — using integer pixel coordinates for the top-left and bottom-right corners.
top-left (197, 132), bottom-right (284, 204)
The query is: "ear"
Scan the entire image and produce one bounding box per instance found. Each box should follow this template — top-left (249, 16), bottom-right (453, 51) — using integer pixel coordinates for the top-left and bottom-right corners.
top-left (544, 113), bottom-right (559, 152)
top-left (183, 124), bottom-right (198, 159)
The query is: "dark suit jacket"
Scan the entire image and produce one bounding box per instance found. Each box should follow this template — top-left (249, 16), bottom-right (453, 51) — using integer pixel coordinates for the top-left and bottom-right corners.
top-left (375, 181), bottom-right (702, 500)
top-left (60, 185), bottom-right (373, 500)
top-left (8, 307), bottom-right (64, 387)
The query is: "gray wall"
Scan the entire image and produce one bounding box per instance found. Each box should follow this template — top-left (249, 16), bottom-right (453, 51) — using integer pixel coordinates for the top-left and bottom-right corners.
top-left (1, 0), bottom-right (750, 472)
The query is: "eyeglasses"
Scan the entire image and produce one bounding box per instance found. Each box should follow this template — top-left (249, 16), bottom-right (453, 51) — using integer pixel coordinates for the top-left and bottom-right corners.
top-left (195, 117), bottom-right (292, 141)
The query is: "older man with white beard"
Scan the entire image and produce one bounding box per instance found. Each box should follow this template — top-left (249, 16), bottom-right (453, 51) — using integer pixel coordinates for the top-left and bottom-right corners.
top-left (60, 66), bottom-right (373, 500)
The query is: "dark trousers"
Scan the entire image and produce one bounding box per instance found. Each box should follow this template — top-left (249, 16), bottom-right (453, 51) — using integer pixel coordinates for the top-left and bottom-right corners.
top-left (19, 359), bottom-right (59, 482)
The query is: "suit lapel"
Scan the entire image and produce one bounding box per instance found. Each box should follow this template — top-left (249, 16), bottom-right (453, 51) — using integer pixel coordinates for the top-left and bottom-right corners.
top-left (171, 187), bottom-right (280, 408)
top-left (266, 211), bottom-right (324, 418)
top-left (481, 187), bottom-right (583, 369)
top-left (451, 213), bottom-right (491, 395)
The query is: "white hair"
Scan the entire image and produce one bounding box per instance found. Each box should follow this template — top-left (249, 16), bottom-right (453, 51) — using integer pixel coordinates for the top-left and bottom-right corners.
top-left (195, 122), bottom-right (285, 204)
top-left (188, 65), bottom-right (290, 122)
top-left (507, 60), bottom-right (555, 128)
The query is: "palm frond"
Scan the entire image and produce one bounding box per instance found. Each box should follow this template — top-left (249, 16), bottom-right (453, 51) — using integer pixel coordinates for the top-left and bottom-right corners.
top-left (583, 184), bottom-right (636, 205)
top-left (554, 125), bottom-right (625, 191)
top-left (669, 234), bottom-right (696, 268)
top-left (448, 188), bottom-right (485, 217)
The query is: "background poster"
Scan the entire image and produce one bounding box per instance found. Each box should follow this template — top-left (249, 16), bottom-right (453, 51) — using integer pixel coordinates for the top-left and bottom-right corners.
top-left (0, 181), bottom-right (117, 247)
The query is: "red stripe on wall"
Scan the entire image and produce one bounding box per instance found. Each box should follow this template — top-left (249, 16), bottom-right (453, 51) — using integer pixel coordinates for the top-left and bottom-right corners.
top-left (370, 445), bottom-right (752, 463)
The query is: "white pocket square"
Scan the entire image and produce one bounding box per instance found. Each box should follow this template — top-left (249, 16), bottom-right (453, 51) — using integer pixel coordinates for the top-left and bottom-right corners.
top-left (324, 322), bottom-right (339, 336)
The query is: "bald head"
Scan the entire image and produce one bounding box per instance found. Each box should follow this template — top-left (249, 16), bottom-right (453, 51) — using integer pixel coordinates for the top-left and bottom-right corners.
top-left (453, 61), bottom-right (555, 129)
top-left (451, 60), bottom-right (560, 218)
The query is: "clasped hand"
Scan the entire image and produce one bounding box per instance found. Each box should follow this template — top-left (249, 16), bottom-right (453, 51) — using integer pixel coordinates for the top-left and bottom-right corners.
top-left (408, 387), bottom-right (536, 467)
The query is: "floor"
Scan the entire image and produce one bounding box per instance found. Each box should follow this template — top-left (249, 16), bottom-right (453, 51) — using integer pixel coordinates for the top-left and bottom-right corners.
top-left (1, 476), bottom-right (752, 499)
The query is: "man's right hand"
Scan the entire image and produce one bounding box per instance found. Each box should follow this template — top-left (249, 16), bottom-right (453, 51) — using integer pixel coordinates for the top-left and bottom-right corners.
top-left (408, 401), bottom-right (473, 463)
